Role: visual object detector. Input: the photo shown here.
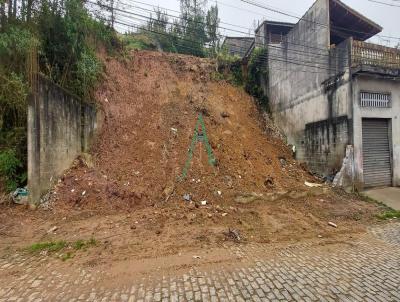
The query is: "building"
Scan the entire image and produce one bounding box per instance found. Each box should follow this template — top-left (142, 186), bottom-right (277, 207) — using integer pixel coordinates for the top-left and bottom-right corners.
top-left (259, 0), bottom-right (400, 189)
top-left (221, 37), bottom-right (254, 59)
top-left (255, 20), bottom-right (295, 47)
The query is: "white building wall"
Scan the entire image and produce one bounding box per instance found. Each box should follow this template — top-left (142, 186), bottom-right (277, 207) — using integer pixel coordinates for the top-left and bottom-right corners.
top-left (352, 75), bottom-right (400, 188)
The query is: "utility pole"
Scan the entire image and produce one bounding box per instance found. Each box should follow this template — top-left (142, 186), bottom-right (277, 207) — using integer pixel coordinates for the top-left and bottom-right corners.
top-left (110, 0), bottom-right (115, 29)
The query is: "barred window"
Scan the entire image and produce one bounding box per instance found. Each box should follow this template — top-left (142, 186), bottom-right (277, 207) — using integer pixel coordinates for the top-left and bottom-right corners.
top-left (360, 92), bottom-right (391, 108)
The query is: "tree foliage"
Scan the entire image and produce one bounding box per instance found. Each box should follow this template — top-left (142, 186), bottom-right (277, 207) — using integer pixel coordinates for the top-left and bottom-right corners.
top-left (126, 0), bottom-right (220, 58)
top-left (0, 0), bottom-right (120, 191)
top-left (245, 47), bottom-right (269, 110)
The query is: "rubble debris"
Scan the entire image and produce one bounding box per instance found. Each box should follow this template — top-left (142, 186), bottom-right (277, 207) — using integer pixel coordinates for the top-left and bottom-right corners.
top-left (220, 111), bottom-right (230, 118)
top-left (47, 226), bottom-right (58, 233)
top-left (305, 181), bottom-right (323, 188)
top-left (11, 188), bottom-right (28, 205)
top-left (162, 181), bottom-right (175, 202)
top-left (328, 222), bottom-right (338, 228)
top-left (333, 145), bottom-right (354, 191)
top-left (279, 157), bottom-right (287, 167)
top-left (224, 229), bottom-right (241, 242)
top-left (264, 177), bottom-right (274, 188)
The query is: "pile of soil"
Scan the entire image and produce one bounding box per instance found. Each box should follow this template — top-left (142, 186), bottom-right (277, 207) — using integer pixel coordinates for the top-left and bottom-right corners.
top-left (0, 51), bottom-right (382, 261)
top-left (52, 51), bottom-right (314, 211)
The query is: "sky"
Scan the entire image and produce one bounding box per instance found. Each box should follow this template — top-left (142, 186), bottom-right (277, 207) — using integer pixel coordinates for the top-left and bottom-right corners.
top-left (120, 0), bottom-right (400, 47)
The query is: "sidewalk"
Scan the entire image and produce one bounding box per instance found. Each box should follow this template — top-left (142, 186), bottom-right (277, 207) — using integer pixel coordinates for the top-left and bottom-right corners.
top-left (364, 187), bottom-right (400, 210)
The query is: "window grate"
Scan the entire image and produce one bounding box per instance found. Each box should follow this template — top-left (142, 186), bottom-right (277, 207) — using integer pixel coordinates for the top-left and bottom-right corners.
top-left (360, 92), bottom-right (391, 108)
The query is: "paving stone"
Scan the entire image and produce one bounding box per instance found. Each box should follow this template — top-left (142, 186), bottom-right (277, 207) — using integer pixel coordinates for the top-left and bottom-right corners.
top-left (1, 223), bottom-right (400, 301)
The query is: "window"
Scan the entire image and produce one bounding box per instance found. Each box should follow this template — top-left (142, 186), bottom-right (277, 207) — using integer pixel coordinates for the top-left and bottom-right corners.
top-left (360, 92), bottom-right (391, 108)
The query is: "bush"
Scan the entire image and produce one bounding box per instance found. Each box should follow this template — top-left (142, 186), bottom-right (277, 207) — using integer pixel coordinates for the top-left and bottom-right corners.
top-left (0, 149), bottom-right (24, 191)
top-left (120, 33), bottom-right (157, 51)
top-left (73, 48), bottom-right (102, 99)
top-left (245, 47), bottom-right (269, 110)
top-left (214, 50), bottom-right (243, 86)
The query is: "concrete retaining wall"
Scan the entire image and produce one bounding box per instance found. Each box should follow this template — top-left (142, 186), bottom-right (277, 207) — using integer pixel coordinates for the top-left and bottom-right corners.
top-left (27, 76), bottom-right (97, 206)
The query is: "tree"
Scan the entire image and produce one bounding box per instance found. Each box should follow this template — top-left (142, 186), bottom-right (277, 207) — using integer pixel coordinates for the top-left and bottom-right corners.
top-left (177, 0), bottom-right (208, 56)
top-left (206, 4), bottom-right (219, 57)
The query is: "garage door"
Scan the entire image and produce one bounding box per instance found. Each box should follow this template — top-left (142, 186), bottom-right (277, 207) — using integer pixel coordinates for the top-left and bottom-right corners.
top-left (362, 118), bottom-right (392, 187)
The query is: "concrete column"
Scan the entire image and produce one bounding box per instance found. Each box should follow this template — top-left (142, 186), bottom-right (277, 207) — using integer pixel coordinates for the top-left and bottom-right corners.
top-left (27, 92), bottom-right (41, 208)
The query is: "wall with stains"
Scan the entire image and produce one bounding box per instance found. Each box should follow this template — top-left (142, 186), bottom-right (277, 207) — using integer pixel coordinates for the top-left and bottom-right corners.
top-left (267, 0), bottom-right (353, 177)
top-left (27, 76), bottom-right (98, 206)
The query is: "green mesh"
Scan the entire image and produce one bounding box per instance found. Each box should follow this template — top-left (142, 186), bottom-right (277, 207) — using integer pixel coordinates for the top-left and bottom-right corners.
top-left (179, 113), bottom-right (216, 180)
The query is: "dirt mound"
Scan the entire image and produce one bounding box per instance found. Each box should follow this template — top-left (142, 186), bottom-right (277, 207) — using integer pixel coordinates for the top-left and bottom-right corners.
top-left (50, 50), bottom-right (313, 210)
top-left (0, 51), bottom-right (382, 261)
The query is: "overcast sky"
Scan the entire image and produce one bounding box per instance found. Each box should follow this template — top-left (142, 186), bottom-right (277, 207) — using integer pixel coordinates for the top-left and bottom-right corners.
top-left (122, 0), bottom-right (400, 47)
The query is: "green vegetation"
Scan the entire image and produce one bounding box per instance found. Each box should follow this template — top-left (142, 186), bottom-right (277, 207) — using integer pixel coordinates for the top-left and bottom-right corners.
top-left (357, 192), bottom-right (400, 221)
top-left (72, 238), bottom-right (97, 250)
top-left (27, 240), bottom-right (68, 253)
top-left (214, 49), bottom-right (243, 86)
top-left (377, 210), bottom-right (400, 220)
top-left (213, 47), bottom-right (269, 111)
top-left (0, 149), bottom-right (25, 191)
top-left (26, 238), bottom-right (97, 261)
top-left (0, 0), bottom-right (121, 192)
top-left (121, 1), bottom-right (220, 58)
top-left (245, 47), bottom-right (269, 110)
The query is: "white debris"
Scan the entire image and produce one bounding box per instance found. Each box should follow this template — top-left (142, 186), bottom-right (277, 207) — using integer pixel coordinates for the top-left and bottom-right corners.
top-left (328, 222), bottom-right (338, 228)
top-left (82, 191), bottom-right (86, 196)
top-left (305, 181), bottom-right (322, 188)
top-left (200, 200), bottom-right (207, 206)
top-left (47, 226), bottom-right (58, 233)
top-left (171, 127), bottom-right (178, 133)
top-left (217, 191), bottom-right (222, 196)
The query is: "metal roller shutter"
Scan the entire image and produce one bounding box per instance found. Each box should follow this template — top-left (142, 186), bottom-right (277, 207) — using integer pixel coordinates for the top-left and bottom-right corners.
top-left (362, 119), bottom-right (392, 187)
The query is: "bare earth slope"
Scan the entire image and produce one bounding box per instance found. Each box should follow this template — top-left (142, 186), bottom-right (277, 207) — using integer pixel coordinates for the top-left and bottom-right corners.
top-left (55, 51), bottom-right (312, 209)
top-left (0, 51), bottom-right (381, 263)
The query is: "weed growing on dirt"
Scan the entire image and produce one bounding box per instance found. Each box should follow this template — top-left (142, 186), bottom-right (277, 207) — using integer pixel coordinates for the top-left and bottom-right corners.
top-left (72, 238), bottom-right (97, 250)
top-left (26, 238), bottom-right (97, 259)
top-left (377, 210), bottom-right (400, 220)
top-left (27, 241), bottom-right (68, 253)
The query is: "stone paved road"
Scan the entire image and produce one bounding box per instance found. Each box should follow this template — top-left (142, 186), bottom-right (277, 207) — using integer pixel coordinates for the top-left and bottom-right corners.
top-left (1, 222), bottom-right (399, 302)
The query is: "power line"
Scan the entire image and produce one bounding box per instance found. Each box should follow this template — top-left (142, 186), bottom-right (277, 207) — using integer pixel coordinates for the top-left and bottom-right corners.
top-left (87, 1), bottom-right (400, 74)
top-left (113, 2), bottom-right (400, 67)
top-left (91, 1), bottom-right (351, 70)
top-left (105, 0), bottom-right (351, 56)
top-left (367, 0), bottom-right (400, 7)
top-left (104, 12), bottom-right (359, 73)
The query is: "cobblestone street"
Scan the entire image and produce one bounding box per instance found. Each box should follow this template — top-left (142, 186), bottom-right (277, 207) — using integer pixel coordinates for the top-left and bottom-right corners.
top-left (1, 222), bottom-right (399, 302)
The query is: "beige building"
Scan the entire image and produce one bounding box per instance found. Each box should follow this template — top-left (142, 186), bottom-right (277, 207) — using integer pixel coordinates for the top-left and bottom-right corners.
top-left (259, 0), bottom-right (400, 189)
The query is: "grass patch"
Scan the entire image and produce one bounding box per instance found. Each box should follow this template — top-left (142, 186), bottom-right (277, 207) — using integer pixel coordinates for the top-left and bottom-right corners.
top-left (27, 241), bottom-right (67, 253)
top-left (26, 238), bottom-right (97, 261)
top-left (377, 210), bottom-right (400, 220)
